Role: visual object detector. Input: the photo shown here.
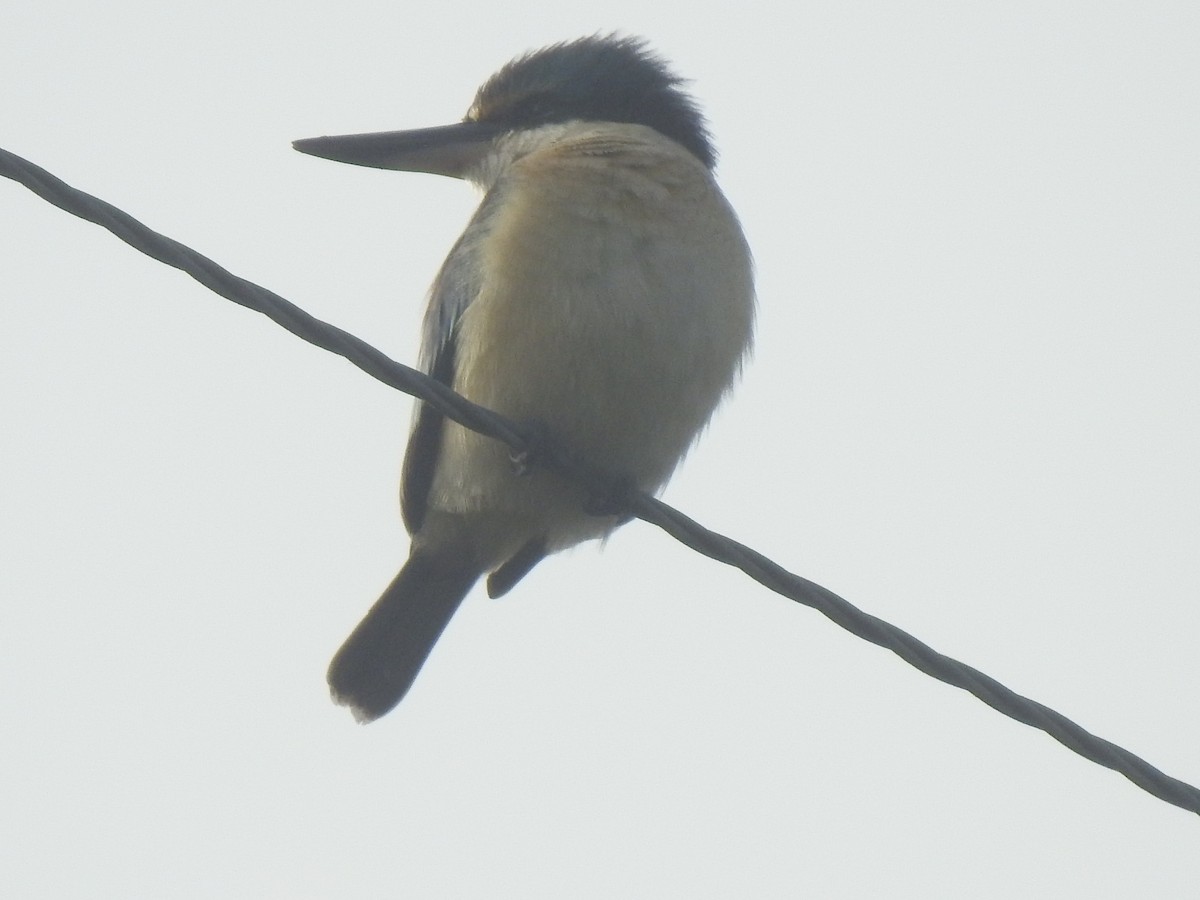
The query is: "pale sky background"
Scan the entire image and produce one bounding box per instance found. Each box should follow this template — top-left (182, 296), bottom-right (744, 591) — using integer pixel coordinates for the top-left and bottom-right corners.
top-left (3, 3), bottom-right (1198, 897)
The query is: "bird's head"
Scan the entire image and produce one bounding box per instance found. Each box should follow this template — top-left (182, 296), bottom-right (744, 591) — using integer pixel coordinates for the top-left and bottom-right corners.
top-left (292, 35), bottom-right (715, 181)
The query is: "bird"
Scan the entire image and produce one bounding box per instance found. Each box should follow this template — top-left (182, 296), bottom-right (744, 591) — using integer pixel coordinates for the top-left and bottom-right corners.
top-left (293, 35), bottom-right (755, 722)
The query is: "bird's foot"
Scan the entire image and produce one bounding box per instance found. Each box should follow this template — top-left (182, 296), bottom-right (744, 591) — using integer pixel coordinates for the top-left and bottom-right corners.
top-left (582, 472), bottom-right (636, 521)
top-left (509, 419), bottom-right (551, 476)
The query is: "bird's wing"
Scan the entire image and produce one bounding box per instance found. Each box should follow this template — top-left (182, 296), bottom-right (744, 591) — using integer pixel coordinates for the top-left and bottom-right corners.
top-left (400, 198), bottom-right (495, 534)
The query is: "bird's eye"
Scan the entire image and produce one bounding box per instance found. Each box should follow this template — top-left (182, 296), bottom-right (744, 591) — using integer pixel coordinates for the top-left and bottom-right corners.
top-left (514, 92), bottom-right (557, 123)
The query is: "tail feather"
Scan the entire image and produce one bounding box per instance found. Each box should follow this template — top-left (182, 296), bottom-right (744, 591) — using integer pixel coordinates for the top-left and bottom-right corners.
top-left (328, 553), bottom-right (479, 722)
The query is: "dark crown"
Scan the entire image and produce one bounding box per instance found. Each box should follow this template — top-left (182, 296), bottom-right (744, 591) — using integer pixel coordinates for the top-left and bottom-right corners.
top-left (467, 35), bottom-right (716, 169)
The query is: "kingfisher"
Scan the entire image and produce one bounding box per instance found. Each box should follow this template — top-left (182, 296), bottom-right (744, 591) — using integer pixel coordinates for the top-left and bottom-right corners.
top-left (294, 35), bottom-right (755, 722)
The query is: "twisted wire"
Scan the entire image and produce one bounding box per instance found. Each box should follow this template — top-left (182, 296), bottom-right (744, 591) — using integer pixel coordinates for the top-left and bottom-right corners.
top-left (3, 146), bottom-right (1196, 817)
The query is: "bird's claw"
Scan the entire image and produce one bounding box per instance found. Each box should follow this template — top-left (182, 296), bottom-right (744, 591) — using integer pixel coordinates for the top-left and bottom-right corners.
top-left (509, 419), bottom-right (551, 476)
top-left (582, 473), bottom-right (635, 519)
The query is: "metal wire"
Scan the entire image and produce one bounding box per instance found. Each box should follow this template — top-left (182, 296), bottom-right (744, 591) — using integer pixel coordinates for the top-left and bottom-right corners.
top-left (3, 145), bottom-right (1197, 817)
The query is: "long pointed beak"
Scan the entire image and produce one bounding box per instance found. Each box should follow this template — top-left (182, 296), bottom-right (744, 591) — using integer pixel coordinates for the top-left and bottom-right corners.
top-left (292, 122), bottom-right (503, 179)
